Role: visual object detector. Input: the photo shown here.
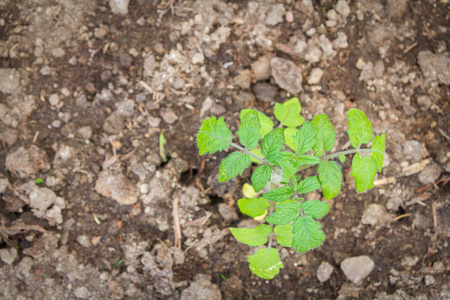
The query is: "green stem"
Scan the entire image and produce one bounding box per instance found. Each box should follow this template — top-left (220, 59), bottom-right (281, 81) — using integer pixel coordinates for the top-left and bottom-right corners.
top-left (324, 148), bottom-right (382, 160)
top-left (229, 141), bottom-right (274, 167)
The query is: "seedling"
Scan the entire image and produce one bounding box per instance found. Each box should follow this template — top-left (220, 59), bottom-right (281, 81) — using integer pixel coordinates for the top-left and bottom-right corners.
top-left (196, 98), bottom-right (385, 279)
top-left (160, 130), bottom-right (168, 163)
top-left (35, 178), bottom-right (44, 185)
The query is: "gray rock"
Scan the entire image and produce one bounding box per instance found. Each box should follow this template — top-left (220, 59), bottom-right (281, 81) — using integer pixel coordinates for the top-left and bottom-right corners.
top-left (218, 203), bottom-right (238, 222)
top-left (234, 69), bottom-right (251, 89)
top-left (181, 274), bottom-right (222, 300)
top-left (402, 140), bottom-right (428, 162)
top-left (236, 92), bottom-right (256, 103)
top-left (95, 170), bottom-right (137, 205)
top-left (29, 187), bottom-right (65, 223)
top-left (374, 60), bottom-right (385, 78)
top-left (253, 82), bottom-right (277, 102)
top-left (307, 68), bottom-right (324, 85)
top-left (103, 112), bottom-right (124, 134)
top-left (251, 55), bottom-right (272, 81)
top-left (0, 69), bottom-right (21, 95)
top-left (387, 0), bottom-right (408, 18)
top-left (77, 126), bottom-right (93, 139)
top-left (51, 47), bottom-right (65, 58)
top-left (40, 66), bottom-right (52, 76)
top-left (317, 262), bottom-right (334, 282)
top-left (401, 256), bottom-right (419, 267)
top-left (0, 248), bottom-right (18, 265)
top-left (48, 94), bottom-right (60, 106)
top-left (109, 0), bottom-right (130, 15)
top-left (6, 145), bottom-right (50, 178)
top-left (76, 235), bottom-right (92, 248)
top-left (416, 95), bottom-right (432, 111)
top-left (74, 287), bottom-right (91, 299)
top-left (341, 256), bottom-right (375, 283)
top-left (424, 275), bottom-right (436, 286)
top-left (265, 4), bottom-right (285, 26)
top-left (304, 44), bottom-right (322, 63)
top-left (336, 0), bottom-right (350, 18)
top-left (333, 32), bottom-right (348, 49)
top-left (361, 204), bottom-right (392, 227)
top-left (0, 178), bottom-right (9, 193)
top-left (148, 116), bottom-right (161, 128)
top-left (418, 164), bottom-right (441, 185)
top-left (117, 100), bottom-right (135, 117)
top-left (417, 51), bottom-right (450, 85)
top-left (211, 104), bottom-right (226, 115)
top-left (270, 57), bottom-right (303, 94)
top-left (143, 55), bottom-right (155, 78)
top-left (160, 107), bottom-right (178, 124)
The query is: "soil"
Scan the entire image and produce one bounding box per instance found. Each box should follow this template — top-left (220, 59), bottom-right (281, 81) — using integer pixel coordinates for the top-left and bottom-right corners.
top-left (0, 0), bottom-right (449, 299)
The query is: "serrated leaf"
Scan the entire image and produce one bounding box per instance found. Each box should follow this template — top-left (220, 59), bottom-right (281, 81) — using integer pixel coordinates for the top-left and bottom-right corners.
top-left (242, 183), bottom-right (257, 198)
top-left (277, 158), bottom-right (296, 182)
top-left (261, 128), bottom-right (285, 163)
top-left (318, 160), bottom-right (342, 200)
top-left (250, 148), bottom-right (264, 164)
top-left (284, 128), bottom-right (298, 150)
top-left (197, 116), bottom-right (232, 155)
top-left (297, 176), bottom-right (321, 194)
top-left (347, 108), bottom-right (373, 148)
top-left (350, 153), bottom-right (378, 192)
top-left (291, 215), bottom-right (326, 253)
top-left (339, 155), bottom-right (346, 163)
top-left (293, 121), bottom-right (316, 155)
top-left (218, 152), bottom-right (251, 183)
top-left (263, 185), bottom-right (294, 202)
top-left (371, 134), bottom-right (385, 172)
top-left (274, 97), bottom-right (305, 128)
top-left (300, 200), bottom-right (330, 219)
top-left (238, 110), bottom-right (262, 150)
top-left (248, 248), bottom-right (283, 280)
top-left (241, 109), bottom-right (273, 137)
top-left (266, 202), bottom-right (300, 225)
top-left (238, 198), bottom-right (270, 218)
top-left (312, 114), bottom-right (335, 157)
top-left (274, 225), bottom-right (293, 247)
top-left (295, 155), bottom-right (321, 167)
top-left (230, 224), bottom-right (272, 247)
top-left (251, 165), bottom-right (272, 192)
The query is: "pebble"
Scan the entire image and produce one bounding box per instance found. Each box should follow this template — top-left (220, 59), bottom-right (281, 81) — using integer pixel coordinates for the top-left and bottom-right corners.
top-left (424, 275), bottom-right (436, 286)
top-left (373, 60), bottom-right (385, 78)
top-left (341, 256), bottom-right (375, 283)
top-left (6, 145), bottom-right (50, 178)
top-left (251, 55), bottom-right (272, 81)
top-left (333, 32), bottom-right (348, 49)
top-left (148, 116), bottom-right (161, 128)
top-left (418, 164), bottom-right (442, 185)
top-left (180, 275), bottom-right (222, 300)
top-left (192, 52), bottom-right (205, 64)
top-left (51, 47), bottom-right (65, 58)
top-left (270, 57), bottom-right (303, 94)
top-left (307, 68), bottom-right (324, 85)
top-left (109, 0), bottom-right (130, 15)
top-left (0, 248), bottom-right (18, 265)
top-left (143, 55), bottom-right (155, 78)
top-left (218, 203), bottom-right (238, 222)
top-left (361, 204), bottom-right (392, 227)
top-left (77, 126), bottom-right (93, 139)
top-left (52, 120), bottom-right (61, 128)
top-left (336, 0), bottom-right (351, 18)
top-left (74, 287), bottom-right (91, 299)
top-left (95, 170), bottom-right (137, 205)
top-left (402, 140), bottom-right (428, 162)
top-left (265, 3), bottom-right (285, 26)
top-left (317, 262), bottom-right (334, 282)
top-left (0, 178), bottom-right (9, 193)
top-left (253, 82), bottom-right (278, 102)
top-left (387, 0), bottom-right (408, 18)
top-left (0, 68), bottom-right (21, 95)
top-left (304, 43), bottom-right (322, 63)
top-left (117, 100), bottom-right (135, 117)
top-left (416, 95), bottom-right (432, 111)
top-left (286, 11), bottom-right (294, 23)
top-left (417, 51), bottom-right (450, 85)
top-left (160, 107), bottom-right (178, 124)
top-left (48, 94), bottom-right (60, 106)
top-left (40, 66), bottom-right (52, 76)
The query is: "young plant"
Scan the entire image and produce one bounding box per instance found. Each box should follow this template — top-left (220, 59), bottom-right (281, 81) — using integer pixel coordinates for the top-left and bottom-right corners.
top-left (196, 97), bottom-right (385, 279)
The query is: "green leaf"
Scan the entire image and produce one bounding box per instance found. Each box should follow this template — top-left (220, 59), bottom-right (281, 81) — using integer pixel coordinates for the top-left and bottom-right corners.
top-left (346, 108), bottom-right (373, 148)
top-left (295, 155), bottom-right (321, 167)
top-left (261, 128), bottom-right (285, 163)
top-left (350, 154), bottom-right (378, 192)
top-left (241, 109), bottom-right (273, 137)
top-left (291, 215), bottom-right (326, 253)
top-left (277, 158), bottom-right (296, 182)
top-left (263, 185), bottom-right (294, 202)
top-left (312, 114), bottom-right (335, 157)
top-left (339, 155), bottom-right (346, 163)
top-left (293, 121), bottom-right (316, 155)
top-left (371, 134), bottom-right (385, 172)
top-left (266, 202), bottom-right (300, 225)
top-left (284, 128), bottom-right (298, 150)
top-left (297, 176), bottom-right (321, 194)
top-left (238, 198), bottom-right (270, 218)
top-left (197, 116), bottom-right (232, 155)
top-left (238, 110), bottom-right (262, 150)
top-left (218, 152), bottom-right (251, 183)
top-left (300, 200), bottom-right (330, 219)
top-left (274, 97), bottom-right (305, 128)
top-left (250, 148), bottom-right (264, 164)
top-left (274, 225), bottom-right (293, 247)
top-left (317, 160), bottom-right (342, 200)
top-left (251, 165), bottom-right (272, 192)
top-left (247, 248), bottom-right (283, 280)
top-left (230, 224), bottom-right (272, 247)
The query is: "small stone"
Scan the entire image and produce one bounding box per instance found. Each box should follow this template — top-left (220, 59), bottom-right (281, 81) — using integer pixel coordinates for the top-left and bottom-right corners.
top-left (109, 0), bottom-right (130, 15)
top-left (402, 140), bottom-right (428, 162)
top-left (336, 0), bottom-right (350, 18)
top-left (95, 170), bottom-right (137, 205)
top-left (76, 235), bottom-right (92, 248)
top-left (416, 95), bottom-right (432, 111)
top-left (0, 248), bottom-right (18, 265)
top-left (77, 126), bottom-right (93, 139)
top-left (94, 25), bottom-right (110, 38)
top-left (192, 52), bottom-right (204, 64)
top-left (387, 0), bottom-right (408, 18)
top-left (143, 55), bottom-right (155, 78)
top-left (401, 256), bottom-right (419, 267)
top-left (117, 100), bottom-right (135, 117)
top-left (307, 68), bottom-right (324, 85)
top-left (103, 113), bottom-right (124, 134)
top-left (211, 104), bottom-right (226, 115)
top-left (326, 20), bottom-right (337, 27)
top-left (181, 274), bottom-right (222, 300)
top-left (253, 82), bottom-right (277, 102)
top-left (48, 94), bottom-right (60, 106)
top-left (304, 44), bottom-right (322, 63)
top-left (373, 60), bottom-right (385, 78)
top-left (317, 262), bottom-right (334, 282)
top-left (265, 4), bottom-right (285, 26)
top-left (51, 47), bottom-right (65, 58)
top-left (236, 92), bottom-right (256, 103)
top-left (417, 51), bottom-right (450, 85)
top-left (40, 66), bottom-right (52, 76)
top-left (148, 116), bottom-right (161, 128)
top-left (356, 58), bottom-right (365, 70)
top-left (327, 9), bottom-right (339, 21)
top-left (333, 31), bottom-right (348, 49)
top-left (0, 68), bottom-right (21, 94)
top-left (286, 11), bottom-right (294, 23)
top-left (418, 164), bottom-right (442, 185)
top-left (251, 55), bottom-right (272, 81)
top-left (424, 275), bottom-right (436, 286)
top-left (361, 204), bottom-right (392, 227)
top-left (74, 287), bottom-right (90, 299)
top-left (200, 97), bottom-right (213, 116)
top-left (270, 57), bottom-right (303, 94)
top-left (234, 69), bottom-right (252, 89)
top-left (6, 145), bottom-right (50, 178)
top-left (341, 256), bottom-right (375, 283)
top-left (0, 178), bottom-right (9, 193)
top-left (160, 107), bottom-right (178, 124)
top-left (218, 203), bottom-right (238, 222)
top-left (52, 120), bottom-right (61, 128)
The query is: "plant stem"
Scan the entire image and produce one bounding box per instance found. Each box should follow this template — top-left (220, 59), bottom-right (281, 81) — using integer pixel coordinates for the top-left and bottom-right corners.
top-left (229, 141), bottom-right (274, 167)
top-left (324, 148), bottom-right (378, 159)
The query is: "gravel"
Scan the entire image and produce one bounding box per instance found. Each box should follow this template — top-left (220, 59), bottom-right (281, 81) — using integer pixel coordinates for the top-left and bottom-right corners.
top-left (0, 248), bottom-right (18, 265)
top-left (251, 55), bottom-right (272, 81)
top-left (218, 203), bottom-right (238, 222)
top-left (418, 164), bottom-right (442, 185)
top-left (340, 256), bottom-right (375, 283)
top-left (49, 94), bottom-right (60, 106)
top-left (317, 262), bottom-right (334, 282)
top-left (270, 57), bottom-right (303, 94)
top-left (417, 51), bottom-right (450, 85)
top-left (307, 68), bottom-right (324, 85)
top-left (361, 204), bottom-right (392, 227)
top-left (180, 274), bottom-right (222, 300)
top-left (253, 82), bottom-right (278, 102)
top-left (95, 170), bottom-right (138, 205)
top-left (0, 69), bottom-right (21, 95)
top-left (335, 0), bottom-right (351, 18)
top-left (160, 107), bottom-right (179, 124)
top-left (109, 0), bottom-right (130, 15)
top-left (5, 145), bottom-right (50, 178)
